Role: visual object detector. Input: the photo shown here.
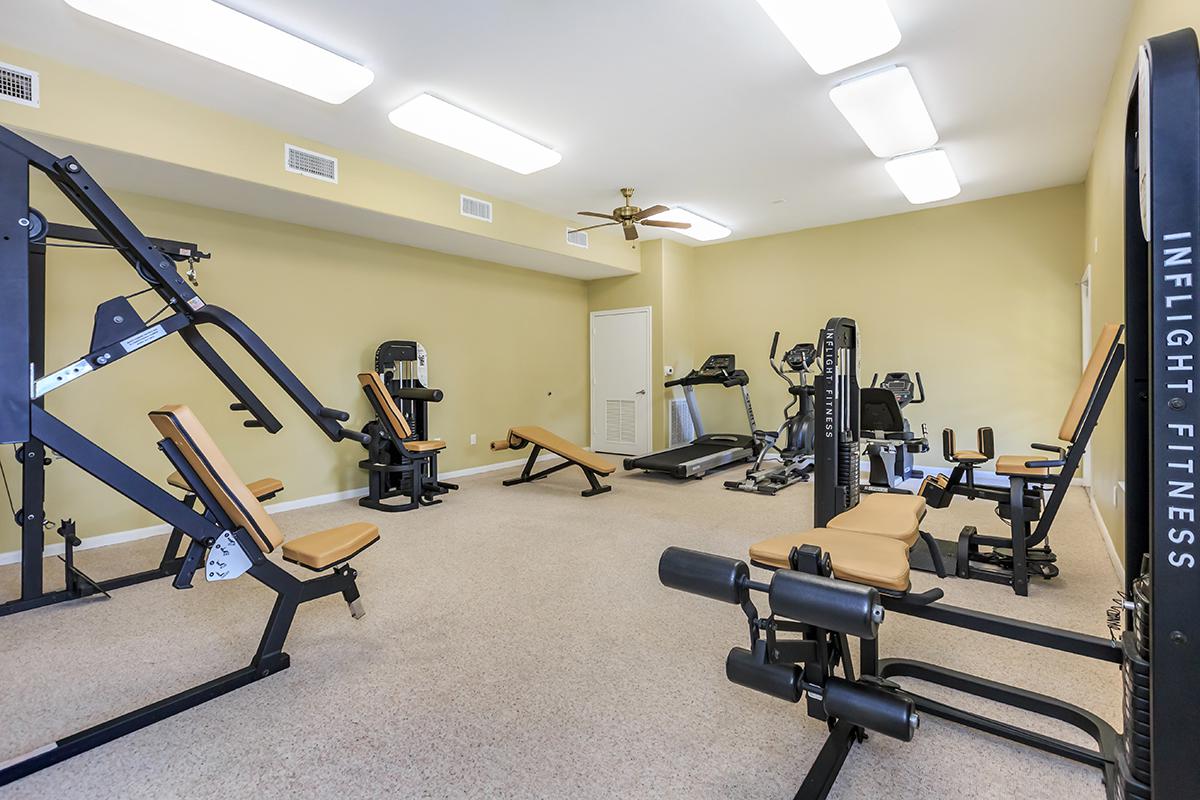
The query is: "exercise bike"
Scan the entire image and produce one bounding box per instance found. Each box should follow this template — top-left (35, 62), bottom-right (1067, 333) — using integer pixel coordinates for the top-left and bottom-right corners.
top-left (724, 332), bottom-right (816, 496)
top-left (861, 371), bottom-right (929, 492)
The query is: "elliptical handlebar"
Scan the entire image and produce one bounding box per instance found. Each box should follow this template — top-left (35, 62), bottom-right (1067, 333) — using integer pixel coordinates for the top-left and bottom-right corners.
top-left (769, 331), bottom-right (781, 361)
top-left (912, 372), bottom-right (925, 404)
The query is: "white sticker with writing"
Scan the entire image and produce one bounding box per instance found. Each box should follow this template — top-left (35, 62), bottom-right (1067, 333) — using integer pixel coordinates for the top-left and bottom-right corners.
top-left (120, 324), bottom-right (167, 354)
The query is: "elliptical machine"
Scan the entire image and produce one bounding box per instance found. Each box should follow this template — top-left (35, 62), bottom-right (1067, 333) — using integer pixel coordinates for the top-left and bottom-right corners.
top-left (724, 332), bottom-right (816, 495)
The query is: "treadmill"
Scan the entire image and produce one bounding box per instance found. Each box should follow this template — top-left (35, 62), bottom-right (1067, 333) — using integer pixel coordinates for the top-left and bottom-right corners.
top-left (623, 354), bottom-right (758, 479)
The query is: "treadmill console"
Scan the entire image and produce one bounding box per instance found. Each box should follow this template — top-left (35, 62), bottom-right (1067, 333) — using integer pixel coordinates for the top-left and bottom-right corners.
top-left (698, 354), bottom-right (736, 375)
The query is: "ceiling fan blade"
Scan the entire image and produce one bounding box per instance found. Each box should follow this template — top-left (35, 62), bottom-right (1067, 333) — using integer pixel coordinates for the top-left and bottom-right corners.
top-left (577, 211), bottom-right (617, 220)
top-left (624, 225), bottom-right (639, 241)
top-left (569, 222), bottom-right (618, 233)
top-left (640, 219), bottom-right (692, 229)
top-left (632, 204), bottom-right (669, 221)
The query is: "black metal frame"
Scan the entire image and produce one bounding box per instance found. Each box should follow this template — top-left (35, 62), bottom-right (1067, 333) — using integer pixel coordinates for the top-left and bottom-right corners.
top-left (0, 124), bottom-right (368, 617)
top-left (0, 125), bottom-right (370, 783)
top-left (1123, 27), bottom-right (1200, 797)
top-left (358, 379), bottom-right (449, 512)
top-left (502, 441), bottom-right (612, 497)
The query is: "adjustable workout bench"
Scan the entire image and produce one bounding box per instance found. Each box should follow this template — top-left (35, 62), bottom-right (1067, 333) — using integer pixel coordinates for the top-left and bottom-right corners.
top-left (358, 371), bottom-right (452, 512)
top-left (492, 426), bottom-right (616, 497)
top-left (917, 323), bottom-right (1124, 594)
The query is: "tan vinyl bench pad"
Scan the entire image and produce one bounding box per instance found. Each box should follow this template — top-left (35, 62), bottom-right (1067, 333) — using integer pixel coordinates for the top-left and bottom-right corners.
top-left (403, 439), bottom-right (446, 453)
top-left (995, 455), bottom-right (1051, 477)
top-left (492, 426), bottom-right (616, 475)
top-left (282, 522), bottom-right (380, 571)
top-left (168, 471), bottom-right (283, 500)
top-left (749, 528), bottom-right (911, 592)
top-left (827, 501), bottom-right (922, 546)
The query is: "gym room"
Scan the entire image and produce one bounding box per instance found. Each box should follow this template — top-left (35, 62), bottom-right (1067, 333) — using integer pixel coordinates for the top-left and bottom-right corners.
top-left (0, 1), bottom-right (1196, 798)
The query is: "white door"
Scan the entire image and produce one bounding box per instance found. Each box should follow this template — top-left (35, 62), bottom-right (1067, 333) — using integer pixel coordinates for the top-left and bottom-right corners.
top-left (590, 307), bottom-right (652, 456)
top-left (1080, 264), bottom-right (1093, 486)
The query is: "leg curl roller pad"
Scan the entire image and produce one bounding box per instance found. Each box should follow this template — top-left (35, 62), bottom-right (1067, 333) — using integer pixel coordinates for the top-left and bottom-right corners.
top-left (768, 570), bottom-right (882, 639)
top-left (822, 677), bottom-right (919, 742)
top-left (726, 647), bottom-right (802, 702)
top-left (659, 547), bottom-right (750, 605)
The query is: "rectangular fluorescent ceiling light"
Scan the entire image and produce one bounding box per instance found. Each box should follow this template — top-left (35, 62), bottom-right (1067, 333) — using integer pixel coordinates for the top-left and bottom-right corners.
top-left (830, 66), bottom-right (937, 157)
top-left (884, 149), bottom-right (961, 205)
top-left (388, 94), bottom-right (561, 174)
top-left (646, 208), bottom-right (731, 242)
top-left (755, 0), bottom-right (901, 75)
top-left (63, 0), bottom-right (373, 104)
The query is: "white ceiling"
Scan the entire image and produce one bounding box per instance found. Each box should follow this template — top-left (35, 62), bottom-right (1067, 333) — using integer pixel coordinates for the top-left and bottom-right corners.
top-left (2, 0), bottom-right (1132, 245)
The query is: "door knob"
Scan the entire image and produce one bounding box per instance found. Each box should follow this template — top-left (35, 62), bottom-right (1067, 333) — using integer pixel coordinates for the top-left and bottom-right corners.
top-left (636, 389), bottom-right (647, 395)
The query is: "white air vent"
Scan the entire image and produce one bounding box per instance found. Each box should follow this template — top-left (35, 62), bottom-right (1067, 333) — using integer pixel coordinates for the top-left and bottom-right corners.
top-left (606, 399), bottom-right (637, 444)
top-left (669, 398), bottom-right (695, 447)
top-left (566, 227), bottom-right (589, 248)
top-left (460, 194), bottom-right (493, 222)
top-left (0, 62), bottom-right (38, 108)
top-left (284, 144), bottom-right (338, 183)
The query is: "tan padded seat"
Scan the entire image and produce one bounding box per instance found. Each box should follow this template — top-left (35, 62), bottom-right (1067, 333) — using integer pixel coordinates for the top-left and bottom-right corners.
top-left (827, 503), bottom-right (920, 546)
top-left (995, 455), bottom-right (1051, 477)
top-left (282, 522), bottom-right (380, 571)
top-left (492, 426), bottom-right (616, 475)
top-left (167, 471), bottom-right (283, 499)
top-left (858, 492), bottom-right (927, 519)
top-left (1059, 323), bottom-right (1123, 442)
top-left (402, 439), bottom-right (446, 453)
top-left (749, 528), bottom-right (911, 592)
top-left (951, 450), bottom-right (989, 463)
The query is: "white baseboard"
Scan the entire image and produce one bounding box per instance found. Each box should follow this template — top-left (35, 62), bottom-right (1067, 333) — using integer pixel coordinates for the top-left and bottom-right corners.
top-left (0, 453), bottom-right (557, 566)
top-left (1086, 486), bottom-right (1125, 582)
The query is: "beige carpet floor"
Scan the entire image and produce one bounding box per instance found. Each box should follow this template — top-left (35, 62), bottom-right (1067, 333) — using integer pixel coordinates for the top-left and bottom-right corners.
top-left (0, 463), bottom-right (1124, 800)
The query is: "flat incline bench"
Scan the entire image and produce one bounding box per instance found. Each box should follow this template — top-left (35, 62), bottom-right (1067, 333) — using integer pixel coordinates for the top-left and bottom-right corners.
top-left (492, 426), bottom-right (616, 497)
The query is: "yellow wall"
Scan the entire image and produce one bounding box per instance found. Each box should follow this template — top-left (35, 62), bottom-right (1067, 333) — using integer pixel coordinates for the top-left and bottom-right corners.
top-left (688, 186), bottom-right (1088, 461)
top-left (1083, 0), bottom-right (1200, 560)
top-left (1, 178), bottom-right (589, 552)
top-left (0, 43), bottom-right (638, 276)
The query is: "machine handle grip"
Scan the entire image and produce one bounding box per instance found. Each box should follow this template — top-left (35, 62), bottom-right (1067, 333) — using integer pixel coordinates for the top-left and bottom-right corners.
top-left (339, 428), bottom-right (372, 445)
top-left (911, 372), bottom-right (925, 404)
top-left (870, 372), bottom-right (879, 388)
top-left (391, 387), bottom-right (444, 403)
top-left (769, 331), bottom-right (780, 360)
top-left (319, 407), bottom-right (351, 422)
top-left (229, 402), bottom-right (247, 412)
top-left (243, 420), bottom-right (265, 428)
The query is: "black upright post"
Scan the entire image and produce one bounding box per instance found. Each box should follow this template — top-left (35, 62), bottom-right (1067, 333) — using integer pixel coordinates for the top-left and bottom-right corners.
top-left (18, 227), bottom-right (45, 601)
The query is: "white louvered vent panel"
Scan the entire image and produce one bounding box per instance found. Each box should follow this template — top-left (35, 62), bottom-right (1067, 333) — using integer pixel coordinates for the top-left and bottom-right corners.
top-left (0, 62), bottom-right (38, 107)
top-left (669, 399), bottom-right (695, 447)
top-left (284, 144), bottom-right (338, 183)
top-left (460, 195), bottom-right (493, 222)
top-left (566, 228), bottom-right (589, 248)
top-left (605, 399), bottom-right (636, 444)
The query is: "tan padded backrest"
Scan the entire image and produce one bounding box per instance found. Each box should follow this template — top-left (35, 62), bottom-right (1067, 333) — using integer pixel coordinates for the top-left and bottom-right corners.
top-left (1058, 323), bottom-right (1123, 443)
top-left (358, 372), bottom-right (414, 439)
top-left (149, 405), bottom-right (284, 553)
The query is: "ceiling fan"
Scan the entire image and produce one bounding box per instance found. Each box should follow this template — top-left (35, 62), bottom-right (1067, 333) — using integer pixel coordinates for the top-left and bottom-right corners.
top-left (571, 187), bottom-right (691, 241)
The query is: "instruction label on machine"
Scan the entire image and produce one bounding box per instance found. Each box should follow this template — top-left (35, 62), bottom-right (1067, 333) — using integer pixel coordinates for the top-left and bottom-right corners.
top-left (205, 531), bottom-right (253, 582)
top-left (120, 324), bottom-right (167, 354)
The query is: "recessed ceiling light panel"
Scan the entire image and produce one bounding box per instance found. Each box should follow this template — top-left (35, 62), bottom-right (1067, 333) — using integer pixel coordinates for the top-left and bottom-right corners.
top-left (388, 94), bottom-right (561, 174)
top-left (63, 0), bottom-right (374, 104)
top-left (646, 208), bottom-right (731, 241)
top-left (755, 0), bottom-right (901, 75)
top-left (884, 149), bottom-right (961, 204)
top-left (829, 66), bottom-right (938, 157)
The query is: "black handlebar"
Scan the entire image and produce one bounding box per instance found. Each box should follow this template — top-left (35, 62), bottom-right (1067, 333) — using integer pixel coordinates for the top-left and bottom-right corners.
top-left (912, 372), bottom-right (925, 404)
top-left (769, 331), bottom-right (780, 360)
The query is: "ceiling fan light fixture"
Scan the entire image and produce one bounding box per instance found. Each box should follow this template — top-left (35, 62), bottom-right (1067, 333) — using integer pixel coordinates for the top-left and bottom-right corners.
top-left (829, 66), bottom-right (938, 157)
top-left (62, 0), bottom-right (374, 103)
top-left (646, 208), bottom-right (731, 242)
top-left (755, 0), bottom-right (901, 75)
top-left (884, 149), bottom-right (961, 205)
top-left (388, 94), bottom-right (562, 174)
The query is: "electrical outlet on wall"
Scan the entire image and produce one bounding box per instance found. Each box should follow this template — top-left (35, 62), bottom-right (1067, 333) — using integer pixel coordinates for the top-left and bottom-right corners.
top-left (470, 433), bottom-right (477, 445)
top-left (664, 366), bottom-right (674, 377)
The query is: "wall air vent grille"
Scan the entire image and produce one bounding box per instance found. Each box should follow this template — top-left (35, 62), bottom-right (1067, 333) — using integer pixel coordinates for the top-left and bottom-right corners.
top-left (0, 62), bottom-right (38, 107)
top-left (566, 228), bottom-right (589, 248)
top-left (284, 144), bottom-right (338, 183)
top-left (669, 398), bottom-right (695, 447)
top-left (460, 195), bottom-right (493, 222)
